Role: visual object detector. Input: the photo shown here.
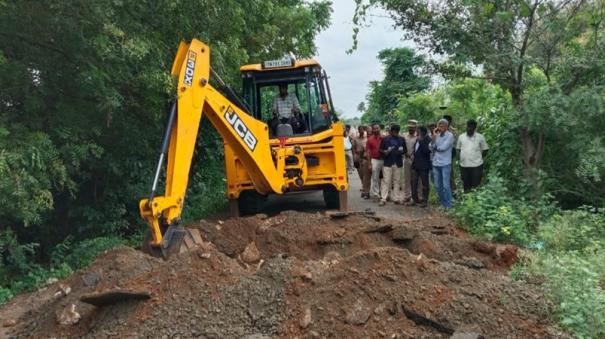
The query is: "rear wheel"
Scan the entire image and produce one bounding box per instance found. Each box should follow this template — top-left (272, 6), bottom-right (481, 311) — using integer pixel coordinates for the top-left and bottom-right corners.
top-left (323, 187), bottom-right (348, 211)
top-left (238, 190), bottom-right (265, 216)
top-left (323, 187), bottom-right (340, 209)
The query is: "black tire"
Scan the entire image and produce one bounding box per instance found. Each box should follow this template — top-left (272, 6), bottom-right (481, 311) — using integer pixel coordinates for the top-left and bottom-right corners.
top-left (238, 190), bottom-right (265, 215)
top-left (140, 229), bottom-right (163, 257)
top-left (323, 187), bottom-right (340, 209)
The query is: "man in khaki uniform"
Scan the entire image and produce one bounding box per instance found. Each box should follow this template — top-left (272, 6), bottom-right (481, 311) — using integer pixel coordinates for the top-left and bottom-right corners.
top-left (402, 119), bottom-right (419, 203)
top-left (352, 125), bottom-right (370, 198)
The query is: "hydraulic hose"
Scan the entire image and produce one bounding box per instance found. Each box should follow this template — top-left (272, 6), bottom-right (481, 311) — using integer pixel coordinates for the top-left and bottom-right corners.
top-left (148, 101), bottom-right (177, 203)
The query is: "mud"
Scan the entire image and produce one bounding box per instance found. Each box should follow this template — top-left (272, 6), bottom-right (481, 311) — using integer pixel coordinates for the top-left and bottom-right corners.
top-left (1, 212), bottom-right (569, 338)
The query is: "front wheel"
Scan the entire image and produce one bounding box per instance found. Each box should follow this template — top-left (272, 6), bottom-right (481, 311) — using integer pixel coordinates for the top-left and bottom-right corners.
top-left (238, 190), bottom-right (266, 216)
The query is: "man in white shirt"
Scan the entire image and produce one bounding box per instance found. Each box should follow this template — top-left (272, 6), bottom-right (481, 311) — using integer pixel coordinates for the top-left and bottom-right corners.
top-left (344, 125), bottom-right (354, 173)
top-left (456, 119), bottom-right (489, 193)
top-left (272, 84), bottom-right (300, 120)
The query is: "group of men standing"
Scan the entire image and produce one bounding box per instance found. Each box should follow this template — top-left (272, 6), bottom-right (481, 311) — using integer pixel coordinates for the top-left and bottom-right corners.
top-left (347, 116), bottom-right (489, 209)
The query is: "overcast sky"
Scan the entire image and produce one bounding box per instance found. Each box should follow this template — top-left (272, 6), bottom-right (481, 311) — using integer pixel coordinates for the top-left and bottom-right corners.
top-left (315, 1), bottom-right (413, 118)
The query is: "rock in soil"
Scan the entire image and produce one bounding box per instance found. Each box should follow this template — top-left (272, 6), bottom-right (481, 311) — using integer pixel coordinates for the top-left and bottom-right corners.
top-left (3, 319), bottom-right (17, 327)
top-left (345, 300), bottom-right (372, 325)
top-left (241, 241), bottom-right (261, 264)
top-left (56, 304), bottom-right (80, 326)
top-left (299, 307), bottom-right (312, 329)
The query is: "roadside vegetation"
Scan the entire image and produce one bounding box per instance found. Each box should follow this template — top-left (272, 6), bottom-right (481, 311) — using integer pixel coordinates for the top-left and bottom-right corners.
top-left (0, 0), bottom-right (331, 303)
top-left (1, 0), bottom-right (604, 337)
top-left (356, 1), bottom-right (605, 337)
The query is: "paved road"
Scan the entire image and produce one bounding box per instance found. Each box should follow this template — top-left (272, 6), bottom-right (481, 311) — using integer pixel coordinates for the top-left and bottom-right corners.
top-left (260, 170), bottom-right (430, 220)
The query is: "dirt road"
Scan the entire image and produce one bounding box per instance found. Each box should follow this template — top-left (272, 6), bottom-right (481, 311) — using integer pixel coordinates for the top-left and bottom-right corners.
top-left (259, 172), bottom-right (429, 220)
top-left (0, 175), bottom-right (569, 338)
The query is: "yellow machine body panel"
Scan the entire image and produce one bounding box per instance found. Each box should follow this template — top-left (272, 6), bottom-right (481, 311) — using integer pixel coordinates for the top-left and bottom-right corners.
top-left (224, 125), bottom-right (347, 199)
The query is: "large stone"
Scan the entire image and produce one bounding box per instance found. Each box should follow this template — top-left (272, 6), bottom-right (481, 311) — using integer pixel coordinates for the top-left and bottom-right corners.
top-left (391, 225), bottom-right (417, 241)
top-left (241, 242), bottom-right (261, 264)
top-left (300, 307), bottom-right (312, 329)
top-left (2, 319), bottom-right (17, 327)
top-left (57, 304), bottom-right (81, 326)
top-left (82, 272), bottom-right (100, 287)
top-left (345, 300), bottom-right (372, 325)
top-left (454, 257), bottom-right (485, 270)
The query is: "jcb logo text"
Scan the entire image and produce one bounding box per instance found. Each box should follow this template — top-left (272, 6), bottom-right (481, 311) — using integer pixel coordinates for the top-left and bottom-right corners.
top-left (225, 107), bottom-right (257, 151)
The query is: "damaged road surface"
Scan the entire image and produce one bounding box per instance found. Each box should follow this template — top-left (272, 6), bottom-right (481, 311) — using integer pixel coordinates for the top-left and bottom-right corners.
top-left (0, 179), bottom-right (570, 338)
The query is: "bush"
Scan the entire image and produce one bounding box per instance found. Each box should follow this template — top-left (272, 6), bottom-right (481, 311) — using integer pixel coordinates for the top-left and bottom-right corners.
top-left (1, 234), bottom-right (126, 305)
top-left (521, 251), bottom-right (605, 338)
top-left (538, 207), bottom-right (605, 253)
top-left (452, 175), bottom-right (556, 245)
top-left (0, 287), bottom-right (13, 304)
top-left (62, 236), bottom-right (126, 269)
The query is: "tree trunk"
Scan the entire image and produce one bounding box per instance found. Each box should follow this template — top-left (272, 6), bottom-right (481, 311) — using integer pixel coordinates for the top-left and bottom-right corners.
top-left (512, 87), bottom-right (544, 198)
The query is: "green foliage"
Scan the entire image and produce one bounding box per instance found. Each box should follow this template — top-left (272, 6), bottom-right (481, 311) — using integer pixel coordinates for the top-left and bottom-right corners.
top-left (362, 48), bottom-right (429, 124)
top-left (519, 208), bottom-right (605, 338)
top-left (0, 0), bottom-right (331, 303)
top-left (181, 123), bottom-right (228, 223)
top-left (0, 287), bottom-right (13, 305)
top-left (452, 176), bottom-right (556, 246)
top-left (0, 233), bottom-right (129, 305)
top-left (353, 1), bottom-right (605, 336)
top-left (520, 251), bottom-right (605, 338)
top-left (458, 183), bottom-right (605, 337)
top-left (0, 129), bottom-right (70, 226)
top-left (354, 0), bottom-right (605, 201)
top-left (0, 229), bottom-right (74, 303)
top-left (539, 208), bottom-right (605, 253)
top-left (66, 237), bottom-right (125, 268)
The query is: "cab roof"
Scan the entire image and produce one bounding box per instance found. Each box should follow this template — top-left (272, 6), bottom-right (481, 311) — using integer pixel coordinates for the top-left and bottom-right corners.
top-left (240, 59), bottom-right (321, 72)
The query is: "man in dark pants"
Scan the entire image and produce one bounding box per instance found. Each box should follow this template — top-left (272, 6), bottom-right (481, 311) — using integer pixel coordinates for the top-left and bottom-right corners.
top-left (410, 126), bottom-right (431, 207)
top-left (456, 119), bottom-right (489, 192)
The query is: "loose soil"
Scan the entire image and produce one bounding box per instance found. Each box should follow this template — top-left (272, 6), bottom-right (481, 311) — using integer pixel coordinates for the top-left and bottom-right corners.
top-left (1, 211), bottom-right (569, 338)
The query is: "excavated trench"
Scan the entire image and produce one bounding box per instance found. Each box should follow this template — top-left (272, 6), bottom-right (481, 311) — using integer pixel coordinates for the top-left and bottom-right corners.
top-left (2, 211), bottom-right (569, 338)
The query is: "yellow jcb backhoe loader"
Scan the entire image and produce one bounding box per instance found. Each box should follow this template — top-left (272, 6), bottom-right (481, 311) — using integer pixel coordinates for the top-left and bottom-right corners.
top-left (139, 39), bottom-right (348, 257)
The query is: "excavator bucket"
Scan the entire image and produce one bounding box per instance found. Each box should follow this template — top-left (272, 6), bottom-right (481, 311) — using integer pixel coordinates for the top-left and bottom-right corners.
top-left (141, 226), bottom-right (204, 258)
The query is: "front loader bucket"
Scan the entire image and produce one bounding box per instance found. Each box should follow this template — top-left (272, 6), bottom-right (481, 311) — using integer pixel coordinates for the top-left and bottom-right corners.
top-left (141, 226), bottom-right (204, 259)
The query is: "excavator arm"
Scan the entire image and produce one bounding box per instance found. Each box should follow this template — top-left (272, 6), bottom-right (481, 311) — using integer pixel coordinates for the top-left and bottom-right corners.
top-left (139, 39), bottom-right (292, 255)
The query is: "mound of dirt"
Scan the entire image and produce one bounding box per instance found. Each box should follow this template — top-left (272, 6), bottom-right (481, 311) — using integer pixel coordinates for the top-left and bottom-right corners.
top-left (2, 211), bottom-right (569, 338)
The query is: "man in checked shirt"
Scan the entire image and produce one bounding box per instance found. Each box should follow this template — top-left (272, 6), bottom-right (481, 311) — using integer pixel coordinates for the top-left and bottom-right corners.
top-left (272, 84), bottom-right (301, 120)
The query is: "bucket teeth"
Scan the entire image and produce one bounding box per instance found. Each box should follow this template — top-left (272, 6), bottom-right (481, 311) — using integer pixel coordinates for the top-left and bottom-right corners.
top-left (160, 226), bottom-right (204, 258)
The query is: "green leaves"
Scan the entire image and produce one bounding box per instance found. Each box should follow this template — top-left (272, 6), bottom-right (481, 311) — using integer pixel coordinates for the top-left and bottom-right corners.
top-left (0, 0), bottom-right (332, 301)
top-left (362, 48), bottom-right (429, 124)
top-left (452, 175), bottom-right (556, 245)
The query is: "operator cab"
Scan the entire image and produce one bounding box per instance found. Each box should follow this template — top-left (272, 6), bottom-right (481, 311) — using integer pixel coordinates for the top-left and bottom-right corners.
top-left (240, 58), bottom-right (336, 138)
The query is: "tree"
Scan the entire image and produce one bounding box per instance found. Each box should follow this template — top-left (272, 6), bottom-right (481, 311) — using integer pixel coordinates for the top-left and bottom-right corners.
top-left (0, 0), bottom-right (331, 275)
top-left (361, 47), bottom-right (429, 124)
top-left (356, 101), bottom-right (366, 114)
top-left (353, 0), bottom-right (605, 194)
